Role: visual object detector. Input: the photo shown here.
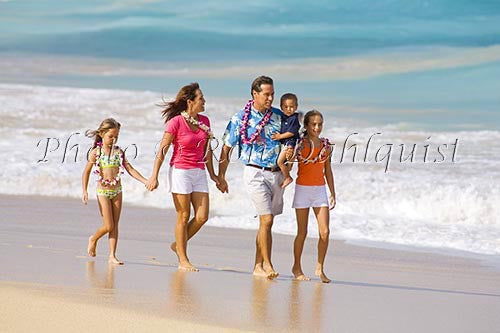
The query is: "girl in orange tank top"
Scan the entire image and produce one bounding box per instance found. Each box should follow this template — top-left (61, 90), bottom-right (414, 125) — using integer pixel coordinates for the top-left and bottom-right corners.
top-left (291, 110), bottom-right (336, 283)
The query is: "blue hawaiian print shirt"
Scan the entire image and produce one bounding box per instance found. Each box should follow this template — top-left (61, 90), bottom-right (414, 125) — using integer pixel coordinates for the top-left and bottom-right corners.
top-left (222, 106), bottom-right (283, 168)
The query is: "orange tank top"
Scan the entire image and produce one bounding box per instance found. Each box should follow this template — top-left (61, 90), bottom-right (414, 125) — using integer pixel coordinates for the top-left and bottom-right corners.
top-left (296, 142), bottom-right (327, 186)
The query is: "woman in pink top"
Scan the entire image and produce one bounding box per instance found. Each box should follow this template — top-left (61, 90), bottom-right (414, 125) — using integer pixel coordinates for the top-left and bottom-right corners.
top-left (146, 83), bottom-right (219, 271)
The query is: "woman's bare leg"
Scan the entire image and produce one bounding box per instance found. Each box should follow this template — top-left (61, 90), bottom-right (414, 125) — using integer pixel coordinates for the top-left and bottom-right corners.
top-left (170, 192), bottom-right (209, 254)
top-left (172, 193), bottom-right (198, 271)
top-left (292, 208), bottom-right (310, 280)
top-left (312, 206), bottom-right (331, 283)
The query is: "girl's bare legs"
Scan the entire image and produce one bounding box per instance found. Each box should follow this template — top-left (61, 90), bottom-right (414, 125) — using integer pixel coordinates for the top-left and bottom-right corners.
top-left (312, 206), bottom-right (331, 283)
top-left (292, 208), bottom-right (310, 280)
top-left (172, 193), bottom-right (198, 271)
top-left (108, 193), bottom-right (123, 264)
top-left (88, 194), bottom-right (115, 258)
top-left (170, 192), bottom-right (209, 261)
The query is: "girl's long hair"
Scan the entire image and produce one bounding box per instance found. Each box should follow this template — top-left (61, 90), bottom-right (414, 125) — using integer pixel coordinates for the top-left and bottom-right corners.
top-left (160, 82), bottom-right (200, 123)
top-left (85, 118), bottom-right (121, 148)
top-left (300, 109), bottom-right (323, 138)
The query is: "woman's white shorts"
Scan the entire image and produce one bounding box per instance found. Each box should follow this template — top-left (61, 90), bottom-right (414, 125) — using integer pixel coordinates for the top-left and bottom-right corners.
top-left (292, 184), bottom-right (329, 209)
top-left (167, 166), bottom-right (209, 194)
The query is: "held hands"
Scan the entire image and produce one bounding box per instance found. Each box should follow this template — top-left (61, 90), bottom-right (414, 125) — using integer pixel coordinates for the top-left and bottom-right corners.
top-left (217, 177), bottom-right (229, 193)
top-left (82, 191), bottom-right (88, 205)
top-left (210, 174), bottom-right (221, 188)
top-left (329, 195), bottom-right (336, 210)
top-left (145, 177), bottom-right (159, 191)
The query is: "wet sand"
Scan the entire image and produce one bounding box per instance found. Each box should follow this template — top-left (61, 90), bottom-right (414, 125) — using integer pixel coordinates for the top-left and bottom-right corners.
top-left (1, 194), bottom-right (499, 332)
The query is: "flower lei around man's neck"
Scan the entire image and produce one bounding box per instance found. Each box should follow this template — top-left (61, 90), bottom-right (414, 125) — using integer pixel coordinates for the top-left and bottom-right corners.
top-left (295, 137), bottom-right (331, 164)
top-left (240, 100), bottom-right (272, 145)
top-left (181, 111), bottom-right (213, 138)
top-left (93, 141), bottom-right (124, 186)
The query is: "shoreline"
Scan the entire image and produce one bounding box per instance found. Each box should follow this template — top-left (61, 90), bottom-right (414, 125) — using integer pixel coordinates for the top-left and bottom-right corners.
top-left (2, 193), bottom-right (500, 332)
top-left (2, 193), bottom-right (499, 267)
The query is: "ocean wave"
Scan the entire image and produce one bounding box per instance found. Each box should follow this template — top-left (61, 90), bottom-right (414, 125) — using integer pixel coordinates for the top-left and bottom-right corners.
top-left (1, 83), bottom-right (499, 255)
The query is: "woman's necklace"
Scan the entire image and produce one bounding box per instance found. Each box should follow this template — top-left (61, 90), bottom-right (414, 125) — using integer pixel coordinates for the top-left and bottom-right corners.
top-left (181, 111), bottom-right (213, 138)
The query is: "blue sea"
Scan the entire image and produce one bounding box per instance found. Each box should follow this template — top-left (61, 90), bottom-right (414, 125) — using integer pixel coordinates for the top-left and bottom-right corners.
top-left (1, 0), bottom-right (499, 257)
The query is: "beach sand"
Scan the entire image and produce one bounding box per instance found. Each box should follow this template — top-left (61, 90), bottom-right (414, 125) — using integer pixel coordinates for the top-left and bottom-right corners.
top-left (1, 194), bottom-right (499, 332)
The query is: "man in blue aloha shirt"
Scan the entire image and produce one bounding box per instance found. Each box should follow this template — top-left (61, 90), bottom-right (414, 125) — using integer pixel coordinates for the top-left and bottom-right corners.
top-left (218, 75), bottom-right (284, 279)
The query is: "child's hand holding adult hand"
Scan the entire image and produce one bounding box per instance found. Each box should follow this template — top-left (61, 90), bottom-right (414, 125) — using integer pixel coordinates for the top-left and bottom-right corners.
top-left (145, 177), bottom-right (159, 191)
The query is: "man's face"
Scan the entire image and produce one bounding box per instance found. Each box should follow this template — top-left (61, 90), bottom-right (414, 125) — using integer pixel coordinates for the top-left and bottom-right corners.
top-left (252, 84), bottom-right (274, 111)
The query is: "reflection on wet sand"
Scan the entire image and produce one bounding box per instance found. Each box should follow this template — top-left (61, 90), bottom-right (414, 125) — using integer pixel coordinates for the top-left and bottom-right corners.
top-left (251, 277), bottom-right (273, 328)
top-left (288, 281), bottom-right (302, 331)
top-left (287, 280), bottom-right (326, 332)
top-left (311, 283), bottom-right (325, 332)
top-left (167, 270), bottom-right (200, 319)
top-left (86, 261), bottom-right (115, 291)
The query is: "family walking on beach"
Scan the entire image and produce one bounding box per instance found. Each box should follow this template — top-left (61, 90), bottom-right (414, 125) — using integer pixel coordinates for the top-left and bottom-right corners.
top-left (81, 76), bottom-right (336, 283)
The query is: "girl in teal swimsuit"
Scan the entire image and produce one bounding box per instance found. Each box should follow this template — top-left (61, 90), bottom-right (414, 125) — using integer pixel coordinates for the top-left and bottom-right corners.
top-left (82, 118), bottom-right (147, 265)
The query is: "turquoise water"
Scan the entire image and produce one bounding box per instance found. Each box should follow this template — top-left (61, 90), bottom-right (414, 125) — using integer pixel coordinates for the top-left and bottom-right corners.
top-left (1, 0), bottom-right (499, 129)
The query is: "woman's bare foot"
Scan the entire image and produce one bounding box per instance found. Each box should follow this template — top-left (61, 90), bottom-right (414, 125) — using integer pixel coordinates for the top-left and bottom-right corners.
top-left (281, 176), bottom-right (293, 189)
top-left (178, 261), bottom-right (199, 272)
top-left (292, 266), bottom-right (310, 281)
top-left (315, 268), bottom-right (331, 283)
top-left (87, 236), bottom-right (97, 257)
top-left (108, 256), bottom-right (124, 265)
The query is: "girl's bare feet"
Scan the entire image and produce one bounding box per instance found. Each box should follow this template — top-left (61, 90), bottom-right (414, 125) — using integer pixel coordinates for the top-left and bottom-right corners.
top-left (315, 267), bottom-right (331, 283)
top-left (87, 236), bottom-right (97, 257)
top-left (178, 261), bottom-right (199, 272)
top-left (292, 266), bottom-right (310, 281)
top-left (108, 256), bottom-right (124, 265)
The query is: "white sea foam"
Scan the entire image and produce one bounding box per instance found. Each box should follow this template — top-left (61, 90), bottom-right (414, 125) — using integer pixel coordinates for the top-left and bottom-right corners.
top-left (1, 83), bottom-right (499, 255)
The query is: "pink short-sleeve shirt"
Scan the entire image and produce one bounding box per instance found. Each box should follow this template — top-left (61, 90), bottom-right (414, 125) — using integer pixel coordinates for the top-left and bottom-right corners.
top-left (165, 114), bottom-right (210, 170)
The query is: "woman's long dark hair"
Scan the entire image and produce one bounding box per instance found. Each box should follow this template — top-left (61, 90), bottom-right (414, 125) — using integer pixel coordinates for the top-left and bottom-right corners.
top-left (160, 82), bottom-right (200, 123)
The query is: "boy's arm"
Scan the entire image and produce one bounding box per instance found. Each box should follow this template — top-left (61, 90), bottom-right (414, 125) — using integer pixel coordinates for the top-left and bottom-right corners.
top-left (271, 131), bottom-right (294, 141)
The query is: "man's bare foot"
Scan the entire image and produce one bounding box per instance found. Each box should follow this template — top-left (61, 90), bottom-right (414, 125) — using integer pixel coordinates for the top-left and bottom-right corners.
top-left (178, 261), bottom-right (199, 272)
top-left (87, 236), bottom-right (97, 257)
top-left (253, 265), bottom-right (269, 278)
top-left (292, 266), bottom-right (310, 281)
top-left (315, 268), bottom-right (331, 283)
top-left (108, 256), bottom-right (124, 265)
top-left (263, 263), bottom-right (279, 279)
top-left (281, 176), bottom-right (293, 189)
